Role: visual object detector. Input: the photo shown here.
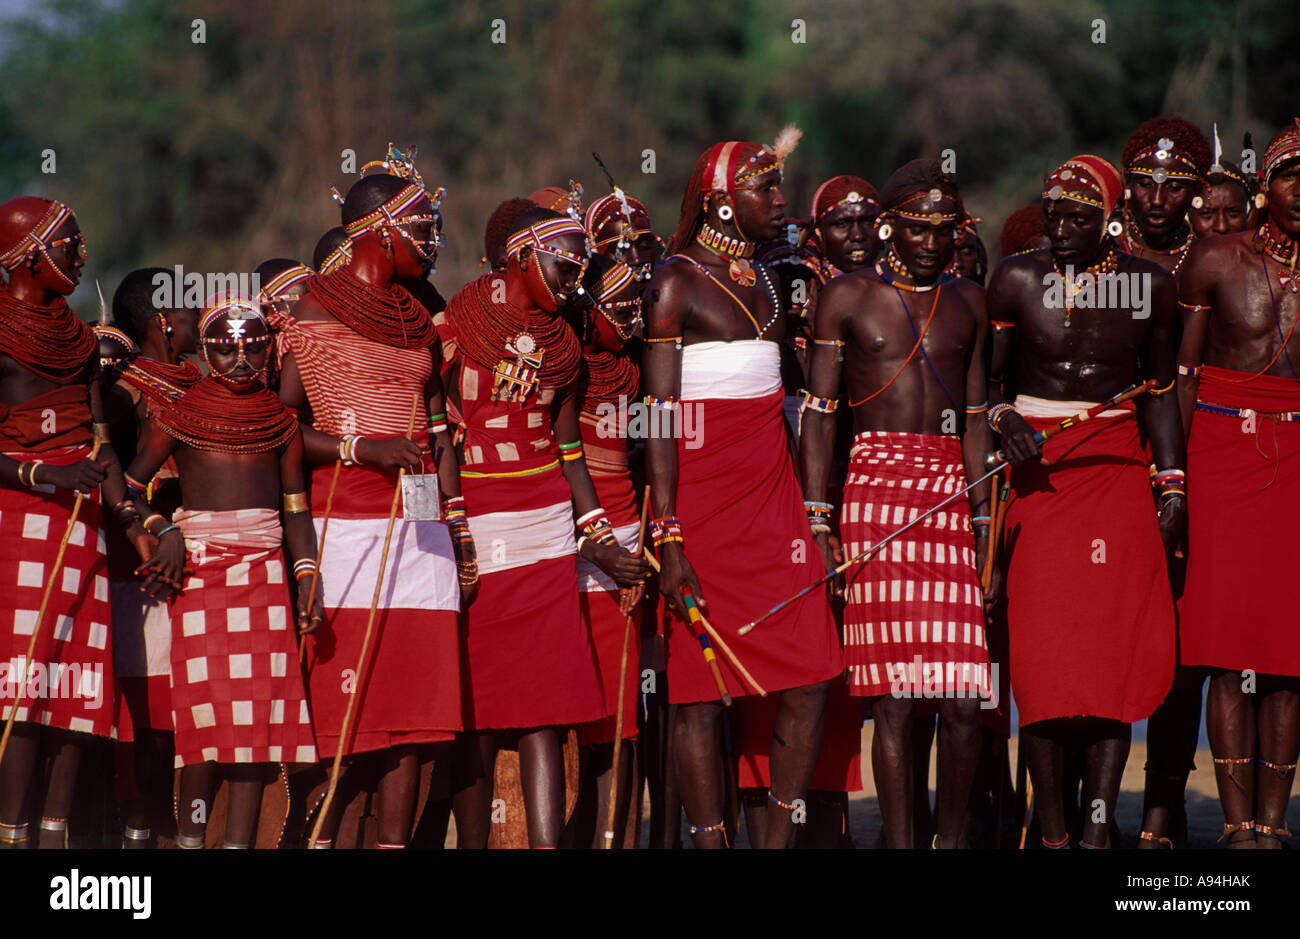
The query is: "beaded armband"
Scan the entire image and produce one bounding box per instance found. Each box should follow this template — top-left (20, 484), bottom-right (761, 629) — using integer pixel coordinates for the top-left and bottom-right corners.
top-left (971, 514), bottom-right (991, 536)
top-left (987, 403), bottom-right (1016, 432)
top-left (282, 491), bottom-right (309, 514)
top-left (798, 389), bottom-right (838, 414)
top-left (804, 500), bottom-right (834, 534)
top-left (1150, 467), bottom-right (1186, 508)
top-left (644, 394), bottom-right (681, 411)
top-left (965, 400), bottom-right (989, 415)
top-left (645, 335), bottom-right (683, 350)
top-left (428, 411), bottom-right (449, 437)
top-left (1177, 363), bottom-right (1202, 378)
top-left (648, 516), bottom-right (683, 548)
top-left (443, 496), bottom-right (473, 545)
top-left (123, 473), bottom-right (148, 499)
top-left (576, 507), bottom-right (617, 545)
top-left (292, 558), bottom-right (318, 580)
top-left (1177, 300), bottom-right (1211, 312)
top-left (559, 440), bottom-right (584, 464)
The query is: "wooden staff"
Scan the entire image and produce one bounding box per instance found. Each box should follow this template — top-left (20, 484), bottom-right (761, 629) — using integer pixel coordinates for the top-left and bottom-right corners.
top-left (298, 459), bottom-right (342, 664)
top-left (681, 586), bottom-right (732, 706)
top-left (1018, 774), bottom-right (1035, 850)
top-left (739, 381), bottom-right (1158, 637)
top-left (602, 485), bottom-right (652, 849)
top-left (640, 548), bottom-right (765, 696)
top-left (309, 394), bottom-right (419, 847)
top-left (0, 440), bottom-right (102, 768)
top-left (979, 471), bottom-right (1011, 593)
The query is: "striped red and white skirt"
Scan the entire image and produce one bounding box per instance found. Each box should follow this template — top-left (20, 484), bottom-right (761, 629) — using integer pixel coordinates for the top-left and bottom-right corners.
top-left (840, 432), bottom-right (991, 702)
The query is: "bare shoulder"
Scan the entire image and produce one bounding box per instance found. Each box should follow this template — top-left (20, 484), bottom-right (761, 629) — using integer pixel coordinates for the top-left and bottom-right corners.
top-left (989, 250), bottom-right (1050, 291)
top-left (1185, 229), bottom-right (1256, 271)
top-left (289, 288), bottom-right (332, 323)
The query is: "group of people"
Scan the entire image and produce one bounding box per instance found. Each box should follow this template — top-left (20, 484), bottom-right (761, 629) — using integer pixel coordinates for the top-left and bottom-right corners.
top-left (0, 114), bottom-right (1296, 850)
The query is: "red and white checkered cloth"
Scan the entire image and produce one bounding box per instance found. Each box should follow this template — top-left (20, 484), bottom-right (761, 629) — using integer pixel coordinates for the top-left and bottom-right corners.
top-left (168, 508), bottom-right (316, 767)
top-left (841, 432), bottom-right (991, 701)
top-left (0, 445), bottom-right (115, 737)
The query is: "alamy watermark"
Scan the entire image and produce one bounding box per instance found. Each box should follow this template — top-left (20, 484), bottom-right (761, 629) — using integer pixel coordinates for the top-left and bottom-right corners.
top-left (1042, 268), bottom-right (1151, 319)
top-left (593, 395), bottom-right (704, 450)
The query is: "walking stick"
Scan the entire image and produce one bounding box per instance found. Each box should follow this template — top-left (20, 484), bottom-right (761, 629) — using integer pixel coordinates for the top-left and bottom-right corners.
top-left (979, 472), bottom-right (1011, 593)
top-left (1019, 774), bottom-right (1035, 850)
top-left (0, 440), bottom-right (103, 769)
top-left (640, 549), bottom-right (765, 695)
top-left (310, 394), bottom-right (419, 847)
top-left (682, 586), bottom-right (732, 706)
top-left (739, 381), bottom-right (1157, 637)
top-left (603, 485), bottom-right (652, 849)
top-left (299, 459), bottom-right (341, 664)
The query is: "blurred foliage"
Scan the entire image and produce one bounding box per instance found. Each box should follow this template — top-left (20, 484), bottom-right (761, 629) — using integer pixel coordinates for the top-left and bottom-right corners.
top-left (0, 0), bottom-right (1295, 315)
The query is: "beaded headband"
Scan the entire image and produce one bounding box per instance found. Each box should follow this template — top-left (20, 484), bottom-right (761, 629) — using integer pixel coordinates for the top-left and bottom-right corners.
top-left (0, 200), bottom-right (75, 271)
top-left (93, 324), bottom-right (135, 351)
top-left (585, 190), bottom-right (651, 246)
top-left (360, 143), bottom-right (424, 186)
top-left (702, 126), bottom-right (802, 198)
top-left (199, 298), bottom-right (268, 337)
top-left (343, 183), bottom-right (439, 237)
top-left (810, 179), bottom-right (879, 225)
top-left (1043, 155), bottom-right (1122, 217)
top-left (597, 259), bottom-right (636, 301)
top-left (505, 217), bottom-right (589, 262)
top-left (259, 264), bottom-right (313, 303)
top-left (887, 186), bottom-right (959, 224)
top-left (1263, 118), bottom-right (1300, 184)
top-left (1126, 137), bottom-right (1200, 181)
top-left (319, 239), bottom-right (353, 275)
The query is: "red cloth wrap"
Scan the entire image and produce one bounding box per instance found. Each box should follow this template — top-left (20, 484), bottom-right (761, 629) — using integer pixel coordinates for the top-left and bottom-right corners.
top-left (0, 384), bottom-right (92, 451)
top-left (0, 444), bottom-right (115, 737)
top-left (459, 465), bottom-right (605, 730)
top-left (839, 432), bottom-right (993, 702)
top-left (1003, 405), bottom-right (1174, 725)
top-left (736, 679), bottom-right (863, 791)
top-left (1179, 366), bottom-right (1300, 676)
top-left (574, 588), bottom-right (640, 745)
top-left (665, 391), bottom-right (843, 703)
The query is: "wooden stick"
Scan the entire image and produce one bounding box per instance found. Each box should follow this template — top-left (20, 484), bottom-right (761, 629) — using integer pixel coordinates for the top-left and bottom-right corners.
top-left (681, 586), bottom-right (731, 706)
top-left (299, 459), bottom-right (342, 664)
top-left (979, 471), bottom-right (1011, 593)
top-left (640, 548), bottom-right (764, 695)
top-left (740, 381), bottom-right (1158, 637)
top-left (1019, 773), bottom-right (1035, 850)
top-left (603, 485), bottom-right (652, 849)
top-left (0, 441), bottom-right (102, 769)
top-left (309, 394), bottom-right (419, 847)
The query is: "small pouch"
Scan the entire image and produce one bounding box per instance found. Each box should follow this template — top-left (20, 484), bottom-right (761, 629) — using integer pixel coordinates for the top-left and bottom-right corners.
top-left (401, 473), bottom-right (441, 521)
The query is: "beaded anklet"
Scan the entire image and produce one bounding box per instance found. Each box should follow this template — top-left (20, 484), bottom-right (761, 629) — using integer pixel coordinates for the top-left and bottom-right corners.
top-left (768, 792), bottom-right (800, 812)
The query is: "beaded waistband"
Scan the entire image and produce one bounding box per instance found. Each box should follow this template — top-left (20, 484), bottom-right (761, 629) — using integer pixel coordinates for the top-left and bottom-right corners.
top-left (1195, 400), bottom-right (1300, 423)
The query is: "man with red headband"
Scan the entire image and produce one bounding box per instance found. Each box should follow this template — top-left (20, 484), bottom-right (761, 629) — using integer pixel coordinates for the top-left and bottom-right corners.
top-left (1188, 129), bottom-right (1257, 240)
top-left (1174, 119), bottom-right (1300, 848)
top-left (643, 129), bottom-right (843, 849)
top-left (126, 297), bottom-right (318, 848)
top-left (0, 197), bottom-right (143, 848)
top-left (987, 154), bottom-right (1182, 849)
top-left (443, 208), bottom-right (647, 848)
top-left (800, 158), bottom-right (993, 848)
top-left (1119, 117), bottom-right (1212, 277)
top-left (278, 171), bottom-right (473, 849)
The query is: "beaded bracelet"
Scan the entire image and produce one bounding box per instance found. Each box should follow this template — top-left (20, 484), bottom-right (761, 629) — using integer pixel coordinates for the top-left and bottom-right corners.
top-left (429, 411), bottom-right (449, 437)
top-left (559, 440), bottom-right (584, 463)
top-left (143, 513), bottom-right (166, 533)
top-left (338, 435), bottom-right (363, 466)
top-left (1148, 378), bottom-right (1176, 396)
top-left (1176, 363), bottom-right (1202, 377)
top-left (156, 524), bottom-right (181, 539)
top-left (16, 461), bottom-right (38, 488)
top-left (798, 390), bottom-right (838, 414)
top-left (114, 501), bottom-right (142, 524)
top-left (804, 500), bottom-right (834, 534)
top-left (965, 400), bottom-right (989, 415)
top-left (649, 516), bottom-right (684, 548)
top-left (644, 394), bottom-right (681, 411)
top-left (987, 403), bottom-right (1016, 432)
top-left (293, 558), bottom-right (318, 580)
top-left (123, 473), bottom-right (148, 499)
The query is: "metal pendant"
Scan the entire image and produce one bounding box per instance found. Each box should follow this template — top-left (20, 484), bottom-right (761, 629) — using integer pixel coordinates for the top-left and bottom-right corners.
top-left (401, 473), bottom-right (442, 521)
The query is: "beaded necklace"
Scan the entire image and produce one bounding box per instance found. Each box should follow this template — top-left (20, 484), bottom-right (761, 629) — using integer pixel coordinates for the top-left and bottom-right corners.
top-left (875, 248), bottom-right (940, 293)
top-left (1122, 215), bottom-right (1191, 277)
top-left (1253, 221), bottom-right (1300, 292)
top-left (673, 254), bottom-right (781, 338)
top-left (696, 223), bottom-right (757, 285)
top-left (156, 375), bottom-right (298, 454)
top-left (0, 292), bottom-right (96, 382)
top-left (1051, 242), bottom-right (1120, 327)
top-left (307, 267), bottom-right (436, 349)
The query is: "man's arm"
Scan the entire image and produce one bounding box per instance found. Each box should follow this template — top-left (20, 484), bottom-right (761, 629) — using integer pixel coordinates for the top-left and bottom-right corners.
top-left (984, 259), bottom-right (1041, 464)
top-left (125, 424), bottom-right (183, 597)
top-left (279, 429), bottom-right (322, 634)
top-left (642, 267), bottom-right (705, 615)
top-left (959, 283), bottom-right (994, 574)
top-left (1137, 267), bottom-right (1186, 556)
top-left (1174, 240), bottom-right (1215, 441)
top-left (798, 278), bottom-right (849, 575)
top-left (424, 354), bottom-right (478, 607)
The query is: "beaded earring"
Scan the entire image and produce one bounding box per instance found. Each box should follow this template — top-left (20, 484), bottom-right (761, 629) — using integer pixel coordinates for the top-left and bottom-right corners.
top-left (157, 312), bottom-right (174, 337)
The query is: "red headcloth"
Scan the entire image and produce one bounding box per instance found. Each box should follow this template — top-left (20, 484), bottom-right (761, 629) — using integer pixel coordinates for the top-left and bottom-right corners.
top-left (1042, 154), bottom-right (1123, 218)
top-left (1263, 118), bottom-right (1300, 185)
top-left (810, 176), bottom-right (878, 225)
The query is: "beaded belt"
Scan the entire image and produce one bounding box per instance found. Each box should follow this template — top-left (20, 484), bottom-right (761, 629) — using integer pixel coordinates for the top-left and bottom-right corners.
top-left (1195, 401), bottom-right (1300, 423)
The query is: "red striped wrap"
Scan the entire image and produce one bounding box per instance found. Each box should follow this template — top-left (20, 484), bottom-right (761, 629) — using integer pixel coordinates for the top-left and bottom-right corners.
top-left (0, 444), bottom-right (115, 737)
top-left (1180, 366), bottom-right (1300, 676)
top-left (1004, 400), bottom-right (1174, 725)
top-left (840, 432), bottom-right (992, 702)
top-left (169, 509), bottom-right (317, 765)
